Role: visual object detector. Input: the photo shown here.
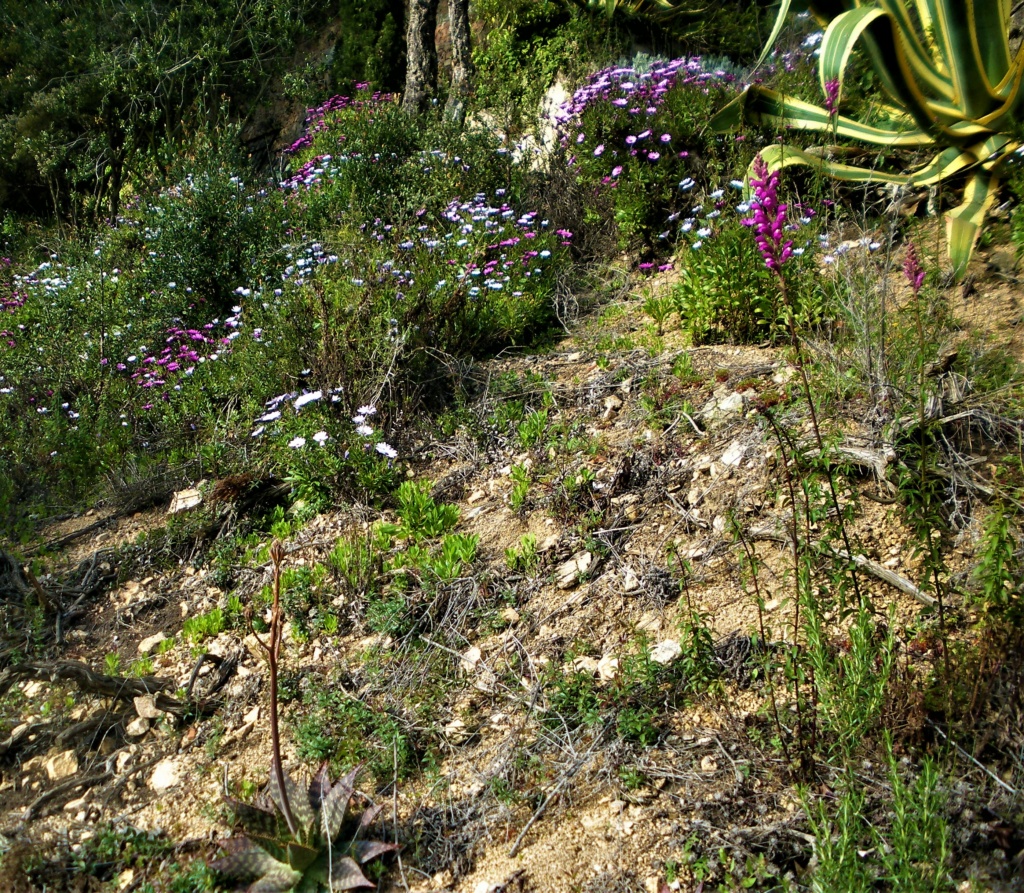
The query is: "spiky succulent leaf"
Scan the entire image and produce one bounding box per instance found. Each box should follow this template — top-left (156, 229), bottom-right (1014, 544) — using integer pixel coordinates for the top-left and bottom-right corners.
top-left (356, 804), bottom-right (384, 839)
top-left (308, 763), bottom-right (332, 815)
top-left (214, 764), bottom-right (397, 892)
top-left (285, 841), bottom-right (322, 873)
top-left (225, 797), bottom-right (288, 838)
top-left (249, 870), bottom-right (308, 893)
top-left (320, 766), bottom-right (360, 842)
top-left (353, 841), bottom-right (401, 864)
top-left (269, 758), bottom-right (315, 840)
top-left (210, 837), bottom-right (303, 889)
top-left (329, 856), bottom-right (374, 890)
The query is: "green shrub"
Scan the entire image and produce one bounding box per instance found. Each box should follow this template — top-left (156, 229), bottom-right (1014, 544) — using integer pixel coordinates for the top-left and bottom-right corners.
top-left (671, 183), bottom-right (822, 344)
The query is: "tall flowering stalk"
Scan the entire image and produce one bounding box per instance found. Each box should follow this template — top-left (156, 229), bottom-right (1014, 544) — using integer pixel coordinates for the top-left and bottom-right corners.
top-left (249, 541), bottom-right (298, 837)
top-left (746, 152), bottom-right (865, 611)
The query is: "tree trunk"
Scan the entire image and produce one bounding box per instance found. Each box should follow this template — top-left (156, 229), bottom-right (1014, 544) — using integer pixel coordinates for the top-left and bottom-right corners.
top-left (403, 0), bottom-right (439, 114)
top-left (445, 0), bottom-right (473, 123)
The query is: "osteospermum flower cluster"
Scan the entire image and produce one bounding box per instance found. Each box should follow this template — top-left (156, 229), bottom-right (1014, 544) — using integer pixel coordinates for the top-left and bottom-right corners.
top-left (350, 190), bottom-right (563, 307)
top-left (558, 57), bottom-right (734, 125)
top-left (743, 156), bottom-right (794, 271)
top-left (128, 306), bottom-right (243, 395)
top-left (285, 86), bottom-right (394, 156)
top-left (557, 58), bottom-right (736, 179)
top-left (1, 258), bottom-right (26, 313)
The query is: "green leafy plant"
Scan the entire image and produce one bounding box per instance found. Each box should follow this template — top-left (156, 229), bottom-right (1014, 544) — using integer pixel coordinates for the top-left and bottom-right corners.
top-left (713, 0), bottom-right (1024, 277)
top-left (394, 481), bottom-right (460, 540)
top-left (516, 409), bottom-right (549, 450)
top-left (129, 656), bottom-right (155, 678)
top-left (563, 0), bottom-right (700, 23)
top-left (509, 464), bottom-right (531, 513)
top-left (183, 608), bottom-right (225, 644)
top-left (505, 533), bottom-right (540, 573)
top-left (433, 533), bottom-right (479, 583)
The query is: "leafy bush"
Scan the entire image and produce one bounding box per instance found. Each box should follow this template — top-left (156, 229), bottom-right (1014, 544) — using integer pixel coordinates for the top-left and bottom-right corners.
top-left (671, 182), bottom-right (822, 343)
top-left (0, 0), bottom-right (331, 219)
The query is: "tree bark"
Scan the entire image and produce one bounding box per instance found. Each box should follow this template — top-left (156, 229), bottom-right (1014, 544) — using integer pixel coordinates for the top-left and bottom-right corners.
top-left (403, 0), bottom-right (439, 114)
top-left (445, 0), bottom-right (473, 123)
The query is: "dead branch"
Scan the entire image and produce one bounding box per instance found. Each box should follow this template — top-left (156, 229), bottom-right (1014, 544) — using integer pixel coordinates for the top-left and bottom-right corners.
top-left (747, 524), bottom-right (937, 608)
top-left (22, 769), bottom-right (113, 822)
top-left (0, 661), bottom-right (183, 714)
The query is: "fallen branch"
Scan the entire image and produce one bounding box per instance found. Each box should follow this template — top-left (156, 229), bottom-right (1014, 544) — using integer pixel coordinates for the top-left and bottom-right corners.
top-left (828, 547), bottom-right (937, 608)
top-left (747, 525), bottom-right (937, 608)
top-left (22, 769), bottom-right (113, 822)
top-left (0, 661), bottom-right (184, 714)
top-left (802, 442), bottom-right (896, 484)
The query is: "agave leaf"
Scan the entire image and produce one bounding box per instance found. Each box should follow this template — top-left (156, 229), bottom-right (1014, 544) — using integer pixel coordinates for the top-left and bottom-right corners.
top-left (710, 87), bottom-right (934, 146)
top-left (756, 141), bottom-right (977, 188)
top-left (932, 0), bottom-right (1006, 115)
top-left (754, 143), bottom-right (914, 187)
top-left (353, 840), bottom-right (401, 864)
top-left (854, 9), bottom-right (951, 133)
top-left (210, 837), bottom-right (295, 883)
top-left (269, 758), bottom-right (315, 839)
top-left (755, 0), bottom-right (795, 69)
top-left (818, 5), bottom-right (888, 105)
top-left (872, 0), bottom-right (950, 96)
top-left (945, 170), bottom-right (999, 279)
top-left (968, 0), bottom-right (1012, 88)
top-left (329, 856), bottom-right (375, 890)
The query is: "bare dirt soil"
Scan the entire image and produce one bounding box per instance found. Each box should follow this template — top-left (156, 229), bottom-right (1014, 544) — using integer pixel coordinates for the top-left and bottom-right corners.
top-left (2, 256), bottom-right (1024, 892)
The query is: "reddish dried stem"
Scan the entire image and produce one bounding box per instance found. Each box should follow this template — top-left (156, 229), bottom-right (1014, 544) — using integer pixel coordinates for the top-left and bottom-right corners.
top-left (267, 541), bottom-right (299, 837)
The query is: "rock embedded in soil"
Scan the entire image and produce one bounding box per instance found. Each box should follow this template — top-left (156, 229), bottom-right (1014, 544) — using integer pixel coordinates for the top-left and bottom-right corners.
top-left (556, 551), bottom-right (592, 589)
top-left (649, 640), bottom-right (682, 665)
top-left (138, 631), bottom-right (167, 654)
top-left (125, 716), bottom-right (150, 737)
top-left (133, 695), bottom-right (164, 720)
top-left (45, 749), bottom-right (79, 780)
top-left (149, 757), bottom-right (182, 792)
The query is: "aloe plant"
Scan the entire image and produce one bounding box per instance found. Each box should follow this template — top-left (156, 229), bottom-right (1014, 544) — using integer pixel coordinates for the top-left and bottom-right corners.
top-left (712, 0), bottom-right (1024, 278)
top-left (211, 543), bottom-right (398, 891)
top-left (212, 763), bottom-right (398, 892)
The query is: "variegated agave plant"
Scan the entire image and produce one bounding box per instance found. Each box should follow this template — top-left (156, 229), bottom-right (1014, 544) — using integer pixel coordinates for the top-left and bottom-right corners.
top-left (711, 0), bottom-right (1024, 278)
top-left (566, 0), bottom-right (703, 23)
top-left (212, 762), bottom-right (399, 892)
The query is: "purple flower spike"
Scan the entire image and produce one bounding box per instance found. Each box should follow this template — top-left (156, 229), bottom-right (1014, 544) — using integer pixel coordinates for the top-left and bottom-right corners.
top-left (823, 79), bottom-right (840, 117)
top-left (744, 155), bottom-right (793, 272)
top-left (903, 244), bottom-right (926, 295)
